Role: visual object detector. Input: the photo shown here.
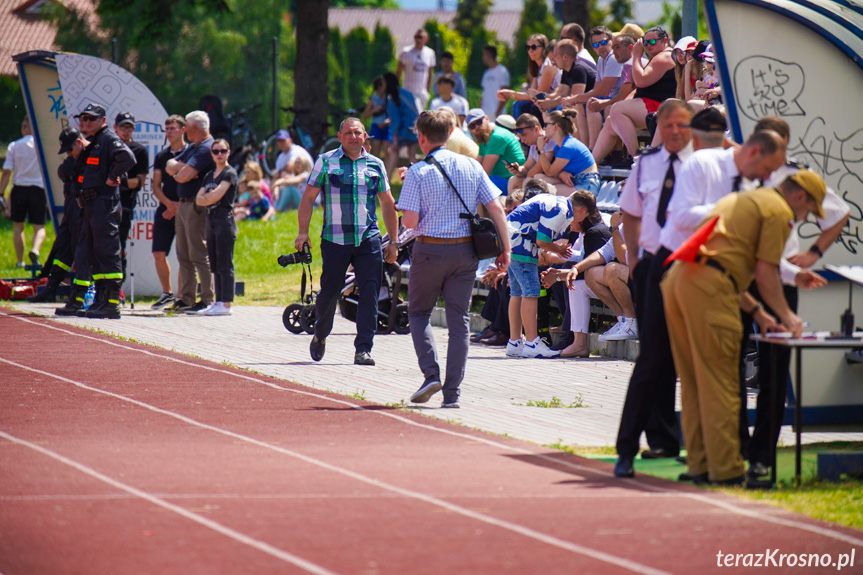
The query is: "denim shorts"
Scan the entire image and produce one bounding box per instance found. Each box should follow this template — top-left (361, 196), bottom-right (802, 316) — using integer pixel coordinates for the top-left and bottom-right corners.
top-left (508, 260), bottom-right (541, 298)
top-left (575, 171), bottom-right (601, 196)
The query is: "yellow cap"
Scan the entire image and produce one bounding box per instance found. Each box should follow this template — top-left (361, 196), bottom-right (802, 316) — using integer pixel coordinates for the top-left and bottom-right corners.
top-left (788, 169), bottom-right (826, 219)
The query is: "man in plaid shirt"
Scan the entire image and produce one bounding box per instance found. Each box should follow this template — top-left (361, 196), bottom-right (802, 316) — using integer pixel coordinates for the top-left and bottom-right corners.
top-left (295, 118), bottom-right (399, 366)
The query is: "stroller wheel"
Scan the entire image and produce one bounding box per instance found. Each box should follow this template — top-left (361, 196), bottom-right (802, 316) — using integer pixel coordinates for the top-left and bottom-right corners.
top-left (392, 303), bottom-right (410, 335)
top-left (282, 303), bottom-right (305, 334)
top-left (300, 305), bottom-right (317, 334)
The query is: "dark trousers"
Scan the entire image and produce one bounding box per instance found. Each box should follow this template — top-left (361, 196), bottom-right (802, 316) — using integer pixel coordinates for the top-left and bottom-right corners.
top-left (206, 208), bottom-right (237, 302)
top-left (118, 192), bottom-right (137, 280)
top-left (549, 275), bottom-right (571, 330)
top-left (616, 248), bottom-right (681, 458)
top-left (742, 283), bottom-right (798, 466)
top-left (83, 193), bottom-right (122, 279)
top-left (315, 235), bottom-right (382, 354)
top-left (480, 281), bottom-right (510, 334)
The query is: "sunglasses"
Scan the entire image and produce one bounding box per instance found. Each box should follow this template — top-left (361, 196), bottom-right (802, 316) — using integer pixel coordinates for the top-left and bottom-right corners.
top-left (212, 149), bottom-right (229, 155)
top-left (514, 128), bottom-right (528, 134)
top-left (79, 116), bottom-right (98, 122)
top-left (644, 37), bottom-right (663, 45)
top-left (591, 39), bottom-right (610, 48)
top-left (414, 35), bottom-right (424, 40)
top-left (468, 119), bottom-right (484, 130)
top-left (525, 44), bottom-right (541, 51)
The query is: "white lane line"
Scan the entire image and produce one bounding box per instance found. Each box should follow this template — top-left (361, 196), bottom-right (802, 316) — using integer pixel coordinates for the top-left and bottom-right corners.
top-left (0, 355), bottom-right (671, 575)
top-left (7, 313), bottom-right (863, 547)
top-left (0, 430), bottom-right (338, 575)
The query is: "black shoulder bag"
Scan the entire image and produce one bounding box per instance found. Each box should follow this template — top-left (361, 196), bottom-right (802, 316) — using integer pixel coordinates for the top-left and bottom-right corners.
top-left (423, 154), bottom-right (504, 260)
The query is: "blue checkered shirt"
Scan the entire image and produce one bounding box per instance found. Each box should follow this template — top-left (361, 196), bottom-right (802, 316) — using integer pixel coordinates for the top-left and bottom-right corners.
top-left (397, 147), bottom-right (500, 237)
top-left (307, 146), bottom-right (389, 246)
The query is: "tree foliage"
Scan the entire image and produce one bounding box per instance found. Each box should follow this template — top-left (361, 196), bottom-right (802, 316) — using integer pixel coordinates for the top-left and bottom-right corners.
top-left (506, 0), bottom-right (560, 92)
top-left (453, 0), bottom-right (493, 40)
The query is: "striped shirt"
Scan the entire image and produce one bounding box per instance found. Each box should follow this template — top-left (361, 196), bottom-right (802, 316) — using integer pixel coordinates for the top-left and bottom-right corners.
top-left (307, 147), bottom-right (389, 246)
top-left (397, 147), bottom-right (500, 238)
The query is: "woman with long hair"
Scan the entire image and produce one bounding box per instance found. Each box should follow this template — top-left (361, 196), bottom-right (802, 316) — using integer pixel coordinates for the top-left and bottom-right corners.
top-left (497, 34), bottom-right (560, 122)
top-left (194, 138), bottom-right (238, 316)
top-left (383, 71), bottom-right (419, 175)
top-left (535, 108), bottom-right (599, 196)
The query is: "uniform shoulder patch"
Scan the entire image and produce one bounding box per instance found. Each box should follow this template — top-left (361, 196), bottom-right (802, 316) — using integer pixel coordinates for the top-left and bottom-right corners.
top-left (113, 140), bottom-right (123, 148)
top-left (639, 146), bottom-right (663, 157)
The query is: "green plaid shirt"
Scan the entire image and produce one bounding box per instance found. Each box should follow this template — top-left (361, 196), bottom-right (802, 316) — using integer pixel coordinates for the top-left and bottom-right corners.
top-left (307, 147), bottom-right (389, 246)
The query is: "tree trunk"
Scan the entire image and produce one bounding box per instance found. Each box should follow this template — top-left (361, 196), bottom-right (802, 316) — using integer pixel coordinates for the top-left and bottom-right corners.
top-left (562, 0), bottom-right (590, 37)
top-left (294, 0), bottom-right (329, 141)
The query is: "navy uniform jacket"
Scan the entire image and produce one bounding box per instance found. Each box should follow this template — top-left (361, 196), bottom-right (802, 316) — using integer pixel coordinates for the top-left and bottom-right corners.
top-left (80, 126), bottom-right (135, 195)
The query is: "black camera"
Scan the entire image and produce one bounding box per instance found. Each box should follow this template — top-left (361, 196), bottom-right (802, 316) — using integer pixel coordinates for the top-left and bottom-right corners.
top-left (278, 242), bottom-right (312, 266)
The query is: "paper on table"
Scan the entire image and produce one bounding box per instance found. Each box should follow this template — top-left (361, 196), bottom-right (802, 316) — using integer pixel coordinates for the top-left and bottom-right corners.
top-left (826, 265), bottom-right (863, 286)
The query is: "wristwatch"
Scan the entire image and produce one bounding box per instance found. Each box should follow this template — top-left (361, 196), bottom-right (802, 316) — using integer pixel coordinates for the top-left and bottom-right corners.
top-left (808, 244), bottom-right (823, 258)
top-left (390, 241), bottom-right (400, 248)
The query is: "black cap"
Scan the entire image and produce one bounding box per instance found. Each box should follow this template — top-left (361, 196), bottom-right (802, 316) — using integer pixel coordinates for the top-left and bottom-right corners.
top-left (58, 128), bottom-right (80, 154)
top-left (692, 39), bottom-right (711, 62)
top-left (74, 103), bottom-right (106, 118)
top-left (687, 107), bottom-right (727, 132)
top-left (115, 111), bottom-right (135, 126)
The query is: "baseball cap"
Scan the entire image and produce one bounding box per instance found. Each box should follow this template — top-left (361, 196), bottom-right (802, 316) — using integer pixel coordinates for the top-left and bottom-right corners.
top-left (276, 129), bottom-right (291, 140)
top-left (788, 170), bottom-right (826, 218)
top-left (74, 103), bottom-right (106, 118)
top-left (495, 114), bottom-right (517, 132)
top-left (692, 40), bottom-right (712, 62)
top-left (464, 108), bottom-right (487, 130)
top-left (673, 36), bottom-right (696, 52)
top-left (686, 107), bottom-right (727, 132)
top-left (58, 128), bottom-right (80, 154)
top-left (115, 111), bottom-right (135, 126)
top-left (613, 23), bottom-right (644, 39)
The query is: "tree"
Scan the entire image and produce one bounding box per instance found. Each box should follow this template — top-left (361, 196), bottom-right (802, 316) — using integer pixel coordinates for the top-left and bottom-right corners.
top-left (344, 26), bottom-right (373, 110)
top-left (293, 0), bottom-right (329, 138)
top-left (562, 0), bottom-right (590, 36)
top-left (507, 0), bottom-right (560, 91)
top-left (607, 0), bottom-right (634, 29)
top-left (453, 0), bottom-right (493, 40)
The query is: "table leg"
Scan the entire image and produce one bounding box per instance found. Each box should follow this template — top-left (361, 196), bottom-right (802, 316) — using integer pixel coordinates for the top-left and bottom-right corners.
top-left (795, 347), bottom-right (802, 486)
top-left (769, 341), bottom-right (779, 487)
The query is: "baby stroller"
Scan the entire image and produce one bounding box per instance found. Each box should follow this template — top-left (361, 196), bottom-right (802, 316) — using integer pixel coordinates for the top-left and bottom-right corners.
top-left (337, 227), bottom-right (416, 335)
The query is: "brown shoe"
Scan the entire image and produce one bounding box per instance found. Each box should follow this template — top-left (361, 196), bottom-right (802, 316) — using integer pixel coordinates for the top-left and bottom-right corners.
top-left (470, 326), bottom-right (495, 343)
top-left (480, 331), bottom-right (509, 346)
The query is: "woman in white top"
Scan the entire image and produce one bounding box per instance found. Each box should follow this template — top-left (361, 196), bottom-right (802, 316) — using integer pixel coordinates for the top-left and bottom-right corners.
top-left (497, 34), bottom-right (560, 121)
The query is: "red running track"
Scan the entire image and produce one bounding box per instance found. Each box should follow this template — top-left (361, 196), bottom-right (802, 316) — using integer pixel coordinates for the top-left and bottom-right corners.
top-left (1, 308), bottom-right (861, 574)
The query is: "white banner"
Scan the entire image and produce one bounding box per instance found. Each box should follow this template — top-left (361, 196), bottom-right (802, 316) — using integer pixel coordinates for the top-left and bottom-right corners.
top-left (56, 53), bottom-right (176, 297)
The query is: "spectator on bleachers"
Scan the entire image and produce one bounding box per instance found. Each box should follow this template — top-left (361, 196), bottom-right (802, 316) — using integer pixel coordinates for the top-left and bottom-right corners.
top-left (540, 190), bottom-right (611, 358)
top-left (537, 40), bottom-right (595, 115)
top-left (466, 108), bottom-right (525, 194)
top-left (361, 76), bottom-right (391, 162)
top-left (588, 210), bottom-right (637, 341)
top-left (497, 34), bottom-right (560, 123)
top-left (433, 106), bottom-right (478, 160)
top-left (673, 38), bottom-right (699, 100)
top-left (559, 23), bottom-right (597, 67)
top-left (383, 72), bottom-right (420, 176)
top-left (272, 155), bottom-right (312, 212)
top-left (430, 74), bottom-right (470, 125)
top-left (593, 27), bottom-right (677, 168)
top-left (534, 109), bottom-right (600, 196)
top-left (565, 26), bottom-right (626, 149)
top-left (432, 51), bottom-right (467, 100)
top-left (588, 34), bottom-right (636, 161)
top-left (506, 114), bottom-right (556, 194)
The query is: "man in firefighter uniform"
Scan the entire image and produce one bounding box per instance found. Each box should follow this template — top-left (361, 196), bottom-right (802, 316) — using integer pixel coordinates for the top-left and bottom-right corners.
top-left (660, 170), bottom-right (825, 485)
top-left (74, 103), bottom-right (135, 319)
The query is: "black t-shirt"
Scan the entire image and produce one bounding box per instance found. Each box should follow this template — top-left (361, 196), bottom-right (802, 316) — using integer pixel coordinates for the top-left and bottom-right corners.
top-left (176, 137), bottom-right (215, 199)
top-left (201, 165), bottom-right (238, 211)
top-left (575, 218), bottom-right (612, 280)
top-left (153, 145), bottom-right (187, 202)
top-left (561, 60), bottom-right (596, 94)
top-left (126, 140), bottom-right (149, 180)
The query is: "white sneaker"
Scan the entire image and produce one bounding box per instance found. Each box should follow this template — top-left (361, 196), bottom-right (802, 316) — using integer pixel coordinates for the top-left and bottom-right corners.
top-left (204, 302), bottom-right (232, 316)
top-left (598, 319), bottom-right (625, 342)
top-left (607, 318), bottom-right (638, 341)
top-left (522, 337), bottom-right (559, 358)
top-left (505, 339), bottom-right (524, 357)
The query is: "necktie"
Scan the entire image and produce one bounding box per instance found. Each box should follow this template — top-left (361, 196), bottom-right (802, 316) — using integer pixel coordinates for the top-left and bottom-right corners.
top-left (656, 153), bottom-right (678, 227)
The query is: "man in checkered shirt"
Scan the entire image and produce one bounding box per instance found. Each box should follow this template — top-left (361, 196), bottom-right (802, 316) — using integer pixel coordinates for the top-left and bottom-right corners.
top-left (295, 118), bottom-right (399, 366)
top-left (398, 109), bottom-right (511, 408)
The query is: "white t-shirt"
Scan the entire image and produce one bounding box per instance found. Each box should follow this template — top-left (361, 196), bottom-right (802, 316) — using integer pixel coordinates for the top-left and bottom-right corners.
top-left (3, 134), bottom-right (44, 187)
top-left (400, 46), bottom-right (436, 97)
top-left (430, 94), bottom-right (470, 119)
top-left (481, 64), bottom-right (510, 119)
top-left (597, 53), bottom-right (625, 99)
top-left (577, 48), bottom-right (596, 67)
top-left (274, 144), bottom-right (314, 176)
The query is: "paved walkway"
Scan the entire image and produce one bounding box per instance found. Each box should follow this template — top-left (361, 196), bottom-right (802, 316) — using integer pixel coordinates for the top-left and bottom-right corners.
top-left (13, 302), bottom-right (863, 450)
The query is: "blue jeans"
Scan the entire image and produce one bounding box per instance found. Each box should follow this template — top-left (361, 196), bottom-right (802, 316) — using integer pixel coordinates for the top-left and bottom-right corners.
top-left (315, 235), bottom-right (382, 354)
top-left (575, 171), bottom-right (601, 196)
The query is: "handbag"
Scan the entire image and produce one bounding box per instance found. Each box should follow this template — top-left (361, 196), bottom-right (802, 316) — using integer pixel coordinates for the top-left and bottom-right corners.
top-left (424, 154), bottom-right (503, 260)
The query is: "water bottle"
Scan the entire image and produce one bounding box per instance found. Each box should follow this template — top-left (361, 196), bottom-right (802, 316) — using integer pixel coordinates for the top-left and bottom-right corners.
top-left (83, 285), bottom-right (96, 309)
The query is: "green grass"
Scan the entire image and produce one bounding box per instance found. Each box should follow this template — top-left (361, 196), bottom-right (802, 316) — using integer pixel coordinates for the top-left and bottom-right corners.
top-left (573, 441), bottom-right (863, 529)
top-left (515, 393), bottom-right (587, 408)
top-left (0, 217), bottom-right (56, 271)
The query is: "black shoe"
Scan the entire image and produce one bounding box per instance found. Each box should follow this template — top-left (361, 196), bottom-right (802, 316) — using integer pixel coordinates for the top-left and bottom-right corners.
top-left (470, 327), bottom-right (495, 343)
top-left (169, 299), bottom-right (192, 312)
top-left (614, 456), bottom-right (635, 478)
top-left (748, 461), bottom-right (769, 478)
top-left (310, 336), bottom-right (326, 362)
top-left (410, 381), bottom-right (442, 403)
top-left (678, 472), bottom-right (709, 483)
top-left (714, 475), bottom-right (745, 487)
top-left (184, 301), bottom-right (210, 314)
top-left (354, 351), bottom-right (375, 366)
top-left (641, 448), bottom-right (680, 460)
top-left (550, 331), bottom-right (575, 351)
top-left (28, 251), bottom-right (41, 267)
top-left (151, 292), bottom-right (175, 310)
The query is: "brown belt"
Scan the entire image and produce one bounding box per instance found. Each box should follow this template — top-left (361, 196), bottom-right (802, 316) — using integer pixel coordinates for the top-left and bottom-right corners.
top-left (416, 236), bottom-right (472, 245)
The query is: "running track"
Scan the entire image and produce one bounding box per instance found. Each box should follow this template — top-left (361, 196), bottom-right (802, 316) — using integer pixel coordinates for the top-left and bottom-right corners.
top-left (1, 308), bottom-right (861, 574)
